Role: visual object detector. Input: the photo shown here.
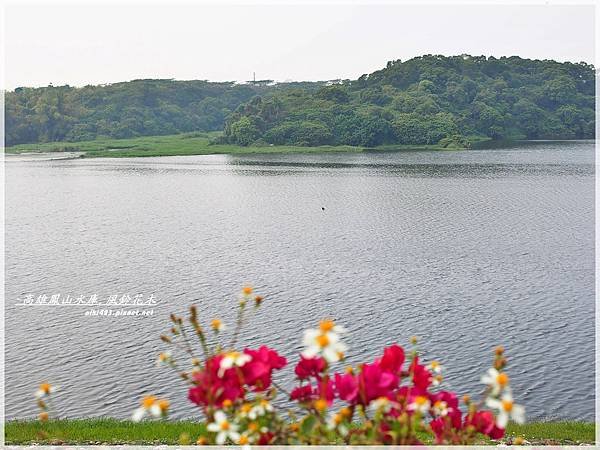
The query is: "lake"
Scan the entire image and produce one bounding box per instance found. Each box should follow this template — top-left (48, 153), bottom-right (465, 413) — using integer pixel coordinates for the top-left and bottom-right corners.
top-left (5, 140), bottom-right (595, 421)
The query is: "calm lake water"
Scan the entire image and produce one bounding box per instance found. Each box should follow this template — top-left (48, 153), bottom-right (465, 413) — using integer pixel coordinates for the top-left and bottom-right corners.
top-left (5, 141), bottom-right (595, 421)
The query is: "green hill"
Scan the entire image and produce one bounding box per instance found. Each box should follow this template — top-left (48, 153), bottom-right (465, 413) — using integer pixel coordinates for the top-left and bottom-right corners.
top-left (221, 55), bottom-right (595, 148)
top-left (5, 55), bottom-right (595, 149)
top-left (4, 79), bottom-right (323, 146)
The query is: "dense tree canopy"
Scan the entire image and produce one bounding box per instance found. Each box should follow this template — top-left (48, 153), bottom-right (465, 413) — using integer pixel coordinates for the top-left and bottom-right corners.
top-left (6, 55), bottom-right (595, 147)
top-left (223, 55), bottom-right (595, 147)
top-left (5, 79), bottom-right (322, 146)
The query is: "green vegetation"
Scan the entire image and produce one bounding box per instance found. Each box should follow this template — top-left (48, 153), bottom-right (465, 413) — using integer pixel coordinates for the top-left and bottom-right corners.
top-left (5, 418), bottom-right (206, 445)
top-left (5, 419), bottom-right (595, 445)
top-left (505, 421), bottom-right (596, 445)
top-left (5, 79), bottom-right (324, 146)
top-left (6, 55), bottom-right (595, 152)
top-left (5, 132), bottom-right (458, 158)
top-left (222, 55), bottom-right (594, 147)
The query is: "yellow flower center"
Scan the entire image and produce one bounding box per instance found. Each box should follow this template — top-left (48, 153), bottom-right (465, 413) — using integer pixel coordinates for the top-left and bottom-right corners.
top-left (238, 435), bottom-right (249, 445)
top-left (314, 398), bottom-right (328, 412)
top-left (497, 373), bottom-right (509, 386)
top-left (248, 422), bottom-right (259, 432)
top-left (241, 403), bottom-right (252, 413)
top-left (502, 400), bottom-right (514, 412)
top-left (430, 361), bottom-right (440, 369)
top-left (334, 413), bottom-right (342, 424)
top-left (157, 399), bottom-right (170, 412)
top-left (316, 334), bottom-right (330, 348)
top-left (260, 399), bottom-right (269, 407)
top-left (159, 353), bottom-right (169, 361)
top-left (242, 286), bottom-right (253, 295)
top-left (211, 319), bottom-right (222, 330)
top-left (39, 411), bottom-right (49, 422)
top-left (40, 383), bottom-right (51, 394)
top-left (142, 395), bottom-right (157, 408)
top-left (222, 399), bottom-right (233, 408)
top-left (414, 396), bottom-right (428, 406)
top-left (319, 319), bottom-right (335, 332)
top-left (220, 420), bottom-right (230, 431)
top-left (340, 407), bottom-right (352, 419)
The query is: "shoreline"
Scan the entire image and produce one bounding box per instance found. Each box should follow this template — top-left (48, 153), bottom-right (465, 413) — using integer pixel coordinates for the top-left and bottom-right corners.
top-left (4, 132), bottom-right (491, 159)
top-left (5, 419), bottom-right (595, 445)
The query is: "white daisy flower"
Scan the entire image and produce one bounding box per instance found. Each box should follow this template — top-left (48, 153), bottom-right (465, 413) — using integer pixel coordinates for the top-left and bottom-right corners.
top-left (427, 360), bottom-right (443, 374)
top-left (302, 320), bottom-right (348, 363)
top-left (156, 351), bottom-right (173, 367)
top-left (432, 400), bottom-right (450, 417)
top-left (35, 383), bottom-right (56, 399)
top-left (132, 395), bottom-right (167, 422)
top-left (486, 391), bottom-right (525, 428)
top-left (408, 395), bottom-right (431, 415)
top-left (249, 399), bottom-right (274, 420)
top-left (218, 352), bottom-right (252, 377)
top-left (207, 410), bottom-right (240, 445)
top-left (326, 413), bottom-right (349, 436)
top-left (211, 319), bottom-right (225, 332)
top-left (369, 396), bottom-right (396, 413)
top-left (481, 368), bottom-right (510, 396)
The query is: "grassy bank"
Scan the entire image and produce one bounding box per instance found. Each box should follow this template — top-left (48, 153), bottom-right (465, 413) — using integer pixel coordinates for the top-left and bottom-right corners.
top-left (4, 419), bottom-right (595, 445)
top-left (4, 132), bottom-right (467, 158)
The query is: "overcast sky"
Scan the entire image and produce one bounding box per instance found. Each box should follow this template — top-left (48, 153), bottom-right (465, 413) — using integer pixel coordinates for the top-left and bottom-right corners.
top-left (3, 3), bottom-right (596, 90)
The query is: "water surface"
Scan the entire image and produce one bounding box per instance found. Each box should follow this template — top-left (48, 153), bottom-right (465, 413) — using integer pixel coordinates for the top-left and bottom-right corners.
top-left (5, 141), bottom-right (595, 421)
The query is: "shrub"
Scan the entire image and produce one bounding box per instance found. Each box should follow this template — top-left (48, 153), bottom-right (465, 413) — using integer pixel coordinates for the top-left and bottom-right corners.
top-left (145, 285), bottom-right (525, 445)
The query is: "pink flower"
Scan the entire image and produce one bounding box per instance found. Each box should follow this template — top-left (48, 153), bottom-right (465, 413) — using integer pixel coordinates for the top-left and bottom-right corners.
top-left (430, 390), bottom-right (459, 411)
top-left (410, 357), bottom-right (432, 392)
top-left (295, 355), bottom-right (326, 380)
top-left (335, 372), bottom-right (359, 403)
top-left (242, 346), bottom-right (287, 391)
top-left (464, 410), bottom-right (505, 439)
top-left (336, 361), bottom-right (398, 406)
top-left (290, 385), bottom-right (314, 402)
top-left (358, 362), bottom-right (398, 404)
top-left (290, 377), bottom-right (335, 405)
top-left (378, 344), bottom-right (405, 374)
top-left (188, 355), bottom-right (245, 409)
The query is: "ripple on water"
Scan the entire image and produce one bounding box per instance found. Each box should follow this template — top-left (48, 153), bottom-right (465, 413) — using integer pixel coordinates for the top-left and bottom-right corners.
top-left (5, 141), bottom-right (595, 420)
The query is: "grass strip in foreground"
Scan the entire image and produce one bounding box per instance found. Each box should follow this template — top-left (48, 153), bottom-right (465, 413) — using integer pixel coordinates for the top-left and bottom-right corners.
top-left (4, 419), bottom-right (595, 445)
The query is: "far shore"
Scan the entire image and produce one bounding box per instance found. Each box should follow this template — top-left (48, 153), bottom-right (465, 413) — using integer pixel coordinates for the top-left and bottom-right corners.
top-left (4, 132), bottom-right (491, 159)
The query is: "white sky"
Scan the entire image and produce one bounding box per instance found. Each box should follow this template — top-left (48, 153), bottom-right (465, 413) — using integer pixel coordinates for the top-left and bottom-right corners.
top-left (3, 3), bottom-right (596, 90)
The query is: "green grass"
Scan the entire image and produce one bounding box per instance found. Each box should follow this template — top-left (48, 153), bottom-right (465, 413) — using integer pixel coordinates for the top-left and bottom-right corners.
top-left (4, 419), bottom-right (595, 445)
top-left (4, 132), bottom-right (468, 159)
top-left (4, 418), bottom-right (206, 445)
top-left (505, 421), bottom-right (596, 445)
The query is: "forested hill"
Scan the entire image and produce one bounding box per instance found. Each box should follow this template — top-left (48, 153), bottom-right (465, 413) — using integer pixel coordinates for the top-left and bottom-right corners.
top-left (5, 79), bottom-right (323, 146)
top-left (6, 55), bottom-right (595, 148)
top-left (222, 55), bottom-right (595, 147)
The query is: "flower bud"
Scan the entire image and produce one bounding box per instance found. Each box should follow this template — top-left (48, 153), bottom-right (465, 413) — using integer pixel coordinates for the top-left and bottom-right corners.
top-left (160, 335), bottom-right (171, 343)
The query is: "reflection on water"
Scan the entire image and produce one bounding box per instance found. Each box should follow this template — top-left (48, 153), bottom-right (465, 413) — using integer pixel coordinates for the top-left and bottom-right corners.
top-left (5, 140), bottom-right (595, 421)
